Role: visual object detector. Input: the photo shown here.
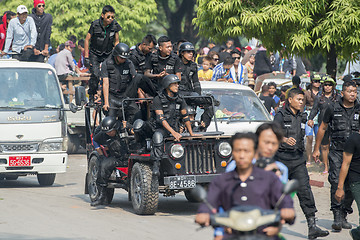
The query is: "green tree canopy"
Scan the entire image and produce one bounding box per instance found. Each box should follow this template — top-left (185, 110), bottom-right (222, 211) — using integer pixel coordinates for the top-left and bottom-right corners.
top-left (0, 0), bottom-right (157, 47)
top-left (195, 0), bottom-right (360, 77)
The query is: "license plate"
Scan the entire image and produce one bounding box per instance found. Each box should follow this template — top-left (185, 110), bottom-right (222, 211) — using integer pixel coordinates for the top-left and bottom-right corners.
top-left (9, 156), bottom-right (31, 166)
top-left (169, 175), bottom-right (196, 189)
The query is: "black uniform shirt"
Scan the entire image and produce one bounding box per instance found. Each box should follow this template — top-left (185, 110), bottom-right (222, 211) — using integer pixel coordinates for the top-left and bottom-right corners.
top-left (101, 59), bottom-right (137, 79)
top-left (344, 132), bottom-right (360, 183)
top-left (145, 51), bottom-right (182, 82)
top-left (129, 43), bottom-right (150, 74)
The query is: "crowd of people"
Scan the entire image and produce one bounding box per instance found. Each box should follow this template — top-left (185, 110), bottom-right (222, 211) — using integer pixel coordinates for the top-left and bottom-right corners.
top-left (2, 2), bottom-right (360, 240)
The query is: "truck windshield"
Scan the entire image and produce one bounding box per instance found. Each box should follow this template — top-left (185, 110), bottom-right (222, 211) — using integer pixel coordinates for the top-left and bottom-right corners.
top-left (0, 68), bottom-right (63, 108)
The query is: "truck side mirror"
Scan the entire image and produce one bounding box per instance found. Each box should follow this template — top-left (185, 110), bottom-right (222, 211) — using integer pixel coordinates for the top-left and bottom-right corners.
top-left (75, 86), bottom-right (86, 106)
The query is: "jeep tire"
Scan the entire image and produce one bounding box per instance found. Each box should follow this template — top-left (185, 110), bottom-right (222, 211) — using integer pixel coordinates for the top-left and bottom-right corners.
top-left (130, 162), bottom-right (159, 215)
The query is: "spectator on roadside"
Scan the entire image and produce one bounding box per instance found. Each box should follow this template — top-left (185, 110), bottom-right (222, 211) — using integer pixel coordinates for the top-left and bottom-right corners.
top-left (29, 0), bottom-right (52, 62)
top-left (245, 54), bottom-right (255, 79)
top-left (0, 11), bottom-right (16, 51)
top-left (77, 39), bottom-right (88, 72)
top-left (260, 84), bottom-right (277, 114)
top-left (225, 39), bottom-right (234, 51)
top-left (243, 45), bottom-right (252, 55)
top-left (48, 43), bottom-right (64, 68)
top-left (68, 34), bottom-right (77, 58)
top-left (253, 44), bottom-right (276, 78)
top-left (211, 57), bottom-right (234, 82)
top-left (208, 51), bottom-right (219, 69)
top-left (218, 45), bottom-right (231, 63)
top-left (195, 47), bottom-right (209, 65)
top-left (283, 54), bottom-right (296, 77)
top-left (198, 56), bottom-right (213, 81)
top-left (229, 49), bottom-right (247, 84)
top-left (268, 81), bottom-right (280, 106)
top-left (2, 5), bottom-right (37, 61)
top-left (55, 40), bottom-right (76, 82)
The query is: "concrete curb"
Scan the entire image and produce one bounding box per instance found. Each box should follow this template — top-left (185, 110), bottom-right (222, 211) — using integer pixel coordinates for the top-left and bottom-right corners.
top-left (309, 172), bottom-right (330, 188)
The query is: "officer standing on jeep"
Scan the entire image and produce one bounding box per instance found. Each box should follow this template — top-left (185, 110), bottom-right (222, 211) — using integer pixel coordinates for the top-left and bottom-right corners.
top-left (84, 5), bottom-right (122, 105)
top-left (102, 43), bottom-right (139, 122)
top-left (151, 74), bottom-right (199, 175)
top-left (129, 34), bottom-right (157, 96)
top-left (91, 116), bottom-right (128, 206)
top-left (313, 80), bottom-right (359, 232)
top-left (274, 88), bottom-right (329, 239)
top-left (144, 36), bottom-right (182, 92)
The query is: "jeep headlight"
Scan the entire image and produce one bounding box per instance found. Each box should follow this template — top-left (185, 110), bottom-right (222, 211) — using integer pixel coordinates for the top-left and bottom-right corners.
top-left (39, 138), bottom-right (64, 152)
top-left (170, 144), bottom-right (184, 159)
top-left (219, 142), bottom-right (232, 157)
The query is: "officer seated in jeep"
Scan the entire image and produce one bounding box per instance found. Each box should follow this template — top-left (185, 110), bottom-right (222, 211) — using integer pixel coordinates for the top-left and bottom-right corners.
top-left (91, 116), bottom-right (129, 206)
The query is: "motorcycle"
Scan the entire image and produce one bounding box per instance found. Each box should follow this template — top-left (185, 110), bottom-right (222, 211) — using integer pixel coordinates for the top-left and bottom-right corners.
top-left (192, 179), bottom-right (299, 240)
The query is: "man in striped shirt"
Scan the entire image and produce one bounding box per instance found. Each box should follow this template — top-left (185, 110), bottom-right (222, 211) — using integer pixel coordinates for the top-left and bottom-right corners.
top-left (211, 57), bottom-right (234, 82)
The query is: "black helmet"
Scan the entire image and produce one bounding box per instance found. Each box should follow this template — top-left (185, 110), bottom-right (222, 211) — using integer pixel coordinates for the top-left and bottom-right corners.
top-left (179, 42), bottom-right (195, 55)
top-left (162, 74), bottom-right (180, 89)
top-left (101, 116), bottom-right (119, 133)
top-left (113, 43), bottom-right (130, 58)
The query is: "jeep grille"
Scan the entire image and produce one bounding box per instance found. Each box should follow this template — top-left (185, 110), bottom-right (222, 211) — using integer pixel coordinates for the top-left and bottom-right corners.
top-left (184, 141), bottom-right (216, 174)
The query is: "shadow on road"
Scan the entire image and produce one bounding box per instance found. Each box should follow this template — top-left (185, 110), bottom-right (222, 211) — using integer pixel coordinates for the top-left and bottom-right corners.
top-left (0, 178), bottom-right (65, 188)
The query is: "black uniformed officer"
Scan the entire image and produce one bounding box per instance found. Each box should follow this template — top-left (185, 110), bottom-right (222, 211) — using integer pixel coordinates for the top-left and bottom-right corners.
top-left (102, 43), bottom-right (140, 123)
top-left (178, 42), bottom-right (214, 130)
top-left (274, 88), bottom-right (329, 239)
top-left (91, 116), bottom-right (128, 206)
top-left (144, 36), bottom-right (182, 92)
top-left (84, 5), bottom-right (122, 104)
top-left (196, 132), bottom-right (295, 238)
top-left (313, 80), bottom-right (359, 231)
top-left (129, 34), bottom-right (157, 96)
top-left (151, 74), bottom-right (199, 174)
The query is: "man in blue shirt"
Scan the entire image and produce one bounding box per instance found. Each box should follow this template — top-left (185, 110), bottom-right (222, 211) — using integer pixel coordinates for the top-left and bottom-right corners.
top-left (211, 57), bottom-right (234, 82)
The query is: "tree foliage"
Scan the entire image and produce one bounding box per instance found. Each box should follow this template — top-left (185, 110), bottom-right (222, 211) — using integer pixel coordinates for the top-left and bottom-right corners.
top-left (0, 0), bottom-right (157, 46)
top-left (195, 0), bottom-right (360, 67)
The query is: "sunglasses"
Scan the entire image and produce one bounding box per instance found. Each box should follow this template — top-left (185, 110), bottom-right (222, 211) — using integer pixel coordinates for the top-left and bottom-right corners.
top-left (233, 57), bottom-right (241, 60)
top-left (312, 80), bottom-right (321, 83)
top-left (213, 58), bottom-right (219, 61)
top-left (37, 4), bottom-right (45, 8)
top-left (106, 15), bottom-right (115, 19)
top-left (324, 83), bottom-right (333, 86)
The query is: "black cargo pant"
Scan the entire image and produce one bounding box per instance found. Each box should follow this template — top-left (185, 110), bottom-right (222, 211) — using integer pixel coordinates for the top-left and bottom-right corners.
top-left (277, 155), bottom-right (317, 217)
top-left (138, 74), bottom-right (157, 97)
top-left (329, 150), bottom-right (354, 213)
top-left (88, 53), bottom-right (108, 99)
top-left (97, 155), bottom-right (119, 186)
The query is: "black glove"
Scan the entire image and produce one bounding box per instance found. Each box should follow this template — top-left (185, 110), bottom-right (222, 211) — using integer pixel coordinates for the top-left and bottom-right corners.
top-left (84, 57), bottom-right (91, 68)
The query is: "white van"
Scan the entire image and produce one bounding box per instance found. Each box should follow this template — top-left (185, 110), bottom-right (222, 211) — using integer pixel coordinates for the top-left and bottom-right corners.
top-left (0, 60), bottom-right (68, 186)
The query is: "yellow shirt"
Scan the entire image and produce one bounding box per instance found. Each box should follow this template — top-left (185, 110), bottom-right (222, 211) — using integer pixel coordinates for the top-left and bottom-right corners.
top-left (198, 69), bottom-right (213, 81)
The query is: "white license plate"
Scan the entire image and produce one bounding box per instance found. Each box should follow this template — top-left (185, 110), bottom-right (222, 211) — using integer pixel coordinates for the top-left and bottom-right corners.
top-left (169, 175), bottom-right (196, 189)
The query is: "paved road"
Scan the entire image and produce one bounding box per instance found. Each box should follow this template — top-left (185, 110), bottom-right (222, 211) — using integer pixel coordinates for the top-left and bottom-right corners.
top-left (0, 154), bottom-right (358, 240)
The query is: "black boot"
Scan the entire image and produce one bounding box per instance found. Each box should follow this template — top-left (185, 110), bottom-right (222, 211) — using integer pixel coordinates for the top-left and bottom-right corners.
top-left (307, 216), bottom-right (330, 239)
top-left (90, 187), bottom-right (105, 206)
top-left (342, 211), bottom-right (352, 229)
top-left (332, 209), bottom-right (342, 231)
top-left (88, 95), bottom-right (95, 107)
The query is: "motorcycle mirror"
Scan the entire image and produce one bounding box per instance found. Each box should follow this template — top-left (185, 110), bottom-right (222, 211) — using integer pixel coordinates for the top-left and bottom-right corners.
top-left (189, 185), bottom-right (207, 202)
top-left (283, 179), bottom-right (299, 195)
top-left (69, 103), bottom-right (78, 113)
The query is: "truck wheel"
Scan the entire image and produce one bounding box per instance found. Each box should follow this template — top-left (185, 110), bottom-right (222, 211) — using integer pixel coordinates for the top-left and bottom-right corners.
top-left (184, 190), bottom-right (201, 203)
top-left (131, 162), bottom-right (159, 215)
top-left (67, 134), bottom-right (80, 154)
top-left (5, 176), bottom-right (18, 181)
top-left (37, 174), bottom-right (56, 186)
top-left (87, 155), bottom-right (101, 202)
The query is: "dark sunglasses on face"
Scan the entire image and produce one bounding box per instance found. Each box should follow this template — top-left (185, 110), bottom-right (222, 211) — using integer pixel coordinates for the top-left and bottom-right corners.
top-left (233, 57), bottom-right (241, 60)
top-left (107, 15), bottom-right (115, 19)
top-left (37, 4), bottom-right (45, 8)
top-left (312, 80), bottom-right (321, 83)
top-left (324, 83), bottom-right (333, 86)
top-left (213, 58), bottom-right (219, 61)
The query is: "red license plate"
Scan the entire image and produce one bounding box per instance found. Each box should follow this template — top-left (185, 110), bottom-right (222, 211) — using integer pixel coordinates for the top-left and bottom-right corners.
top-left (9, 156), bottom-right (31, 166)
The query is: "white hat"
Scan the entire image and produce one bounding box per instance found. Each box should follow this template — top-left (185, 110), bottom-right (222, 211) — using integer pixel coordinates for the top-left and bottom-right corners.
top-left (17, 5), bottom-right (28, 14)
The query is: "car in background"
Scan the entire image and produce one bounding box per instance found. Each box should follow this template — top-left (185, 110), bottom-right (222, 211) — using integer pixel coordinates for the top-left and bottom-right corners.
top-left (198, 81), bottom-right (272, 134)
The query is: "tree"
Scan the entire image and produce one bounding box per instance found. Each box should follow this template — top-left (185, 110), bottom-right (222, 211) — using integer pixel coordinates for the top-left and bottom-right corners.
top-left (195, 0), bottom-right (360, 78)
top-left (155, 0), bottom-right (199, 44)
top-left (0, 0), bottom-right (157, 46)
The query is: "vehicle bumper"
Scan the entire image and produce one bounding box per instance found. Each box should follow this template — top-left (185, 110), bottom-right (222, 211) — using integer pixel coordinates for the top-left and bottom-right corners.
top-left (163, 174), bottom-right (221, 187)
top-left (0, 152), bottom-right (68, 174)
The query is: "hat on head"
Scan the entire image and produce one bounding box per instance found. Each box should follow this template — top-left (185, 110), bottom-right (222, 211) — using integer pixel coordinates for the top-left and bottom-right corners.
top-left (65, 40), bottom-right (76, 48)
top-left (17, 5), bottom-right (28, 14)
top-left (34, 0), bottom-right (45, 8)
top-left (244, 46), bottom-right (252, 51)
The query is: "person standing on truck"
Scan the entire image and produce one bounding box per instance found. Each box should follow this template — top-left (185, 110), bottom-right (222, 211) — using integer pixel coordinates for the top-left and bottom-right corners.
top-left (2, 5), bottom-right (37, 61)
top-left (273, 88), bottom-right (329, 239)
top-left (313, 80), bottom-right (359, 232)
top-left (29, 0), bottom-right (52, 62)
top-left (91, 116), bottom-right (128, 206)
top-left (144, 36), bottom-right (182, 92)
top-left (129, 34), bottom-right (157, 97)
top-left (84, 5), bottom-right (121, 105)
top-left (102, 43), bottom-right (140, 123)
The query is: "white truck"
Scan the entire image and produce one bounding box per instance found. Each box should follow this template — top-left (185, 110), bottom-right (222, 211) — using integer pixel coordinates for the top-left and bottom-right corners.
top-left (0, 60), bottom-right (69, 185)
